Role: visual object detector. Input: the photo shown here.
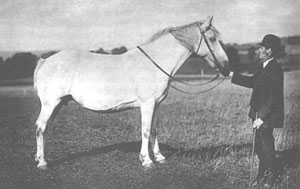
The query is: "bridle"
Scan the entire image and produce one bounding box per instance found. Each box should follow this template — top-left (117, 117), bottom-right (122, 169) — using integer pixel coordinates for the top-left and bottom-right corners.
top-left (199, 28), bottom-right (229, 77)
top-left (137, 26), bottom-right (228, 94)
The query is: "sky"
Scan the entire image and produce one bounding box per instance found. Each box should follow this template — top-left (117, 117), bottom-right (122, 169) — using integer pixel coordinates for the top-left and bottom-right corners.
top-left (0, 0), bottom-right (300, 51)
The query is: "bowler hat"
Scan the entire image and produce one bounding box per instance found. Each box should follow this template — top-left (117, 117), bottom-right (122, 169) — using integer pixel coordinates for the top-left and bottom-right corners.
top-left (258, 34), bottom-right (281, 53)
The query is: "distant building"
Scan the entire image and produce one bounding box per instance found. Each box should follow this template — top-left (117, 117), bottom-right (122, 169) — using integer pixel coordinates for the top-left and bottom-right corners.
top-left (283, 36), bottom-right (300, 55)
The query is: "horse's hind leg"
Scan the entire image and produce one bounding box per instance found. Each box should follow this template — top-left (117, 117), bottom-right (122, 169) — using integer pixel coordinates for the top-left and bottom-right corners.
top-left (151, 105), bottom-right (166, 164)
top-left (35, 98), bottom-right (60, 170)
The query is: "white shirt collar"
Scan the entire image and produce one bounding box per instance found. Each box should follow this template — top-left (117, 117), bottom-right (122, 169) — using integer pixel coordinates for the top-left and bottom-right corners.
top-left (263, 57), bottom-right (274, 68)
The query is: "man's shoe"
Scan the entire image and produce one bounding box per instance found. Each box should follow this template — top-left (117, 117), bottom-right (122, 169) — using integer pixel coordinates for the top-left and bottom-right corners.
top-left (264, 181), bottom-right (274, 188)
top-left (250, 179), bottom-right (260, 187)
top-left (251, 175), bottom-right (265, 187)
top-left (264, 174), bottom-right (280, 188)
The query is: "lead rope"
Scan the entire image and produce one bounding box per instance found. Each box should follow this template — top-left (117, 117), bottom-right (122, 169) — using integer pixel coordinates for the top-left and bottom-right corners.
top-left (171, 28), bottom-right (227, 94)
top-left (170, 77), bottom-right (226, 94)
top-left (137, 46), bottom-right (220, 87)
top-left (137, 45), bottom-right (225, 94)
top-left (137, 25), bottom-right (228, 94)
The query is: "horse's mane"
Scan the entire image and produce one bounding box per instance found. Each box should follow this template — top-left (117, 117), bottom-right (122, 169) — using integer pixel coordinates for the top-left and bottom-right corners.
top-left (146, 27), bottom-right (174, 43)
top-left (145, 21), bottom-right (221, 51)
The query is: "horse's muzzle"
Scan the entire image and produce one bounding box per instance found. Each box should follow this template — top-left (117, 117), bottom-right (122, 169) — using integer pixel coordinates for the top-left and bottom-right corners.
top-left (220, 68), bottom-right (230, 77)
top-left (216, 63), bottom-right (230, 77)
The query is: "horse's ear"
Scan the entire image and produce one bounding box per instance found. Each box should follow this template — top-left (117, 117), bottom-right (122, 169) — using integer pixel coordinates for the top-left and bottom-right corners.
top-left (201, 16), bottom-right (213, 31)
top-left (209, 16), bottom-right (213, 23)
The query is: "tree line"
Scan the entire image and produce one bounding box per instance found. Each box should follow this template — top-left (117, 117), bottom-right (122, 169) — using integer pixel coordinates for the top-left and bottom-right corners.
top-left (0, 46), bottom-right (128, 80)
top-left (0, 52), bottom-right (37, 79)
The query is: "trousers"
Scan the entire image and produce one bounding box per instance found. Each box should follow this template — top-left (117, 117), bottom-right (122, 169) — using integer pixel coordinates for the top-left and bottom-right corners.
top-left (254, 127), bottom-right (282, 177)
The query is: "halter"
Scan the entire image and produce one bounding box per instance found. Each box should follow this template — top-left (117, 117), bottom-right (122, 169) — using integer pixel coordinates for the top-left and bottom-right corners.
top-left (137, 25), bottom-right (227, 94)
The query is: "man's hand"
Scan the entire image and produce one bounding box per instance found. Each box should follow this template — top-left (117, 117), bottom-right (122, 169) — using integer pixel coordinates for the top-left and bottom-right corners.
top-left (252, 118), bottom-right (264, 129)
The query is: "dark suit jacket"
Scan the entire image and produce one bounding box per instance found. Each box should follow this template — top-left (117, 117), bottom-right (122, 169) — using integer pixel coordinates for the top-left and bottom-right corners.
top-left (231, 59), bottom-right (284, 128)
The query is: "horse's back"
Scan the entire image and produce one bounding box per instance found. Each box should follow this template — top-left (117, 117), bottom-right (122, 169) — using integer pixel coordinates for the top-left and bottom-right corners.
top-left (35, 49), bottom-right (114, 83)
top-left (34, 49), bottom-right (141, 106)
top-left (34, 48), bottom-right (168, 110)
top-left (34, 49), bottom-right (87, 99)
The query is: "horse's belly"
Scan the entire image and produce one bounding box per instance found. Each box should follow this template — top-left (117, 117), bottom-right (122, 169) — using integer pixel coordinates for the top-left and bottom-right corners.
top-left (71, 85), bottom-right (139, 111)
top-left (81, 98), bottom-right (139, 111)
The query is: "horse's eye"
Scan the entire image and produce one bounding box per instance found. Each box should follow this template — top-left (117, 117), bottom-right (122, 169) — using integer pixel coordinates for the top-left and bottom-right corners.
top-left (210, 36), bottom-right (216, 41)
top-left (207, 31), bottom-right (216, 41)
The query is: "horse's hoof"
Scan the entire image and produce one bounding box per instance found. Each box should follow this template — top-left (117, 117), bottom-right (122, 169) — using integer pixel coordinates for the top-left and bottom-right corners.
top-left (154, 153), bottom-right (166, 164)
top-left (143, 162), bottom-right (154, 170)
top-left (37, 164), bottom-right (48, 170)
top-left (37, 159), bottom-right (48, 170)
top-left (157, 159), bottom-right (167, 164)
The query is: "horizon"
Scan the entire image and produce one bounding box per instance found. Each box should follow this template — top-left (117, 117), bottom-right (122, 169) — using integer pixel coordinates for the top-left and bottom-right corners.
top-left (1, 32), bottom-right (299, 53)
top-left (1, 0), bottom-right (300, 51)
top-left (1, 34), bottom-right (299, 54)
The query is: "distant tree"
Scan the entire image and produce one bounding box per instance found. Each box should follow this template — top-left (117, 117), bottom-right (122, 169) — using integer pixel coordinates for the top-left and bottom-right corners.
top-left (40, 51), bottom-right (58, 59)
top-left (91, 46), bottom-right (127, 55)
top-left (225, 46), bottom-right (240, 72)
top-left (0, 52), bottom-right (38, 79)
top-left (274, 45), bottom-right (286, 59)
top-left (0, 57), bottom-right (3, 64)
top-left (91, 47), bottom-right (109, 54)
top-left (111, 46), bottom-right (127, 54)
top-left (287, 36), bottom-right (300, 45)
top-left (248, 46), bottom-right (256, 61)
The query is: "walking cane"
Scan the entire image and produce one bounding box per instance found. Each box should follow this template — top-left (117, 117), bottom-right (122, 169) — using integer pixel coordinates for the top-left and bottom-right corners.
top-left (249, 113), bottom-right (257, 188)
top-left (249, 128), bottom-right (256, 188)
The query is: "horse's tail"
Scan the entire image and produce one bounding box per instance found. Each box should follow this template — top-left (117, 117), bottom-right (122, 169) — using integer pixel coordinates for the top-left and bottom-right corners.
top-left (33, 58), bottom-right (46, 91)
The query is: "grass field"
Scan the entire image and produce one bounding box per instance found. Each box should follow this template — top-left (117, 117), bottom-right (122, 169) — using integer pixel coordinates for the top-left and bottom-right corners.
top-left (0, 71), bottom-right (299, 189)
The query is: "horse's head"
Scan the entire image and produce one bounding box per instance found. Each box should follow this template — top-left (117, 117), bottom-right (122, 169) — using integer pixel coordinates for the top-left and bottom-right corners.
top-left (196, 16), bottom-right (229, 77)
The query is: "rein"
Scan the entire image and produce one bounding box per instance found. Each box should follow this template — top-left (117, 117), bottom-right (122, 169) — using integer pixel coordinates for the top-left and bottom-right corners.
top-left (171, 77), bottom-right (225, 94)
top-left (137, 26), bottom-right (226, 94)
top-left (137, 46), bottom-right (220, 87)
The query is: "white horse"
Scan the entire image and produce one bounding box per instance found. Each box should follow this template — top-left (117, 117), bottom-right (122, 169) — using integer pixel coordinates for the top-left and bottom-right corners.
top-left (34, 16), bottom-right (229, 170)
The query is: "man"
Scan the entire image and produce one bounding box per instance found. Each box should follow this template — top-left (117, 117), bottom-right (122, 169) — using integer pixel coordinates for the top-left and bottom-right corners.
top-left (230, 34), bottom-right (284, 188)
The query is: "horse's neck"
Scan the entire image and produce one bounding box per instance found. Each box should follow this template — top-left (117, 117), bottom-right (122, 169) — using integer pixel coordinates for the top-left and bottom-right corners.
top-left (141, 34), bottom-right (192, 76)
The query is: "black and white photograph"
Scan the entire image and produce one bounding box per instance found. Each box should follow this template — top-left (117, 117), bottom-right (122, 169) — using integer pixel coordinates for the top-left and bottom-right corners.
top-left (0, 0), bottom-right (300, 188)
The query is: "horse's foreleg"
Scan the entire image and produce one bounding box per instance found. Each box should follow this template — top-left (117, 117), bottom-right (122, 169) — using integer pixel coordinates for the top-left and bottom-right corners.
top-left (151, 105), bottom-right (166, 164)
top-left (139, 99), bottom-right (156, 169)
top-left (35, 99), bottom-right (60, 170)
